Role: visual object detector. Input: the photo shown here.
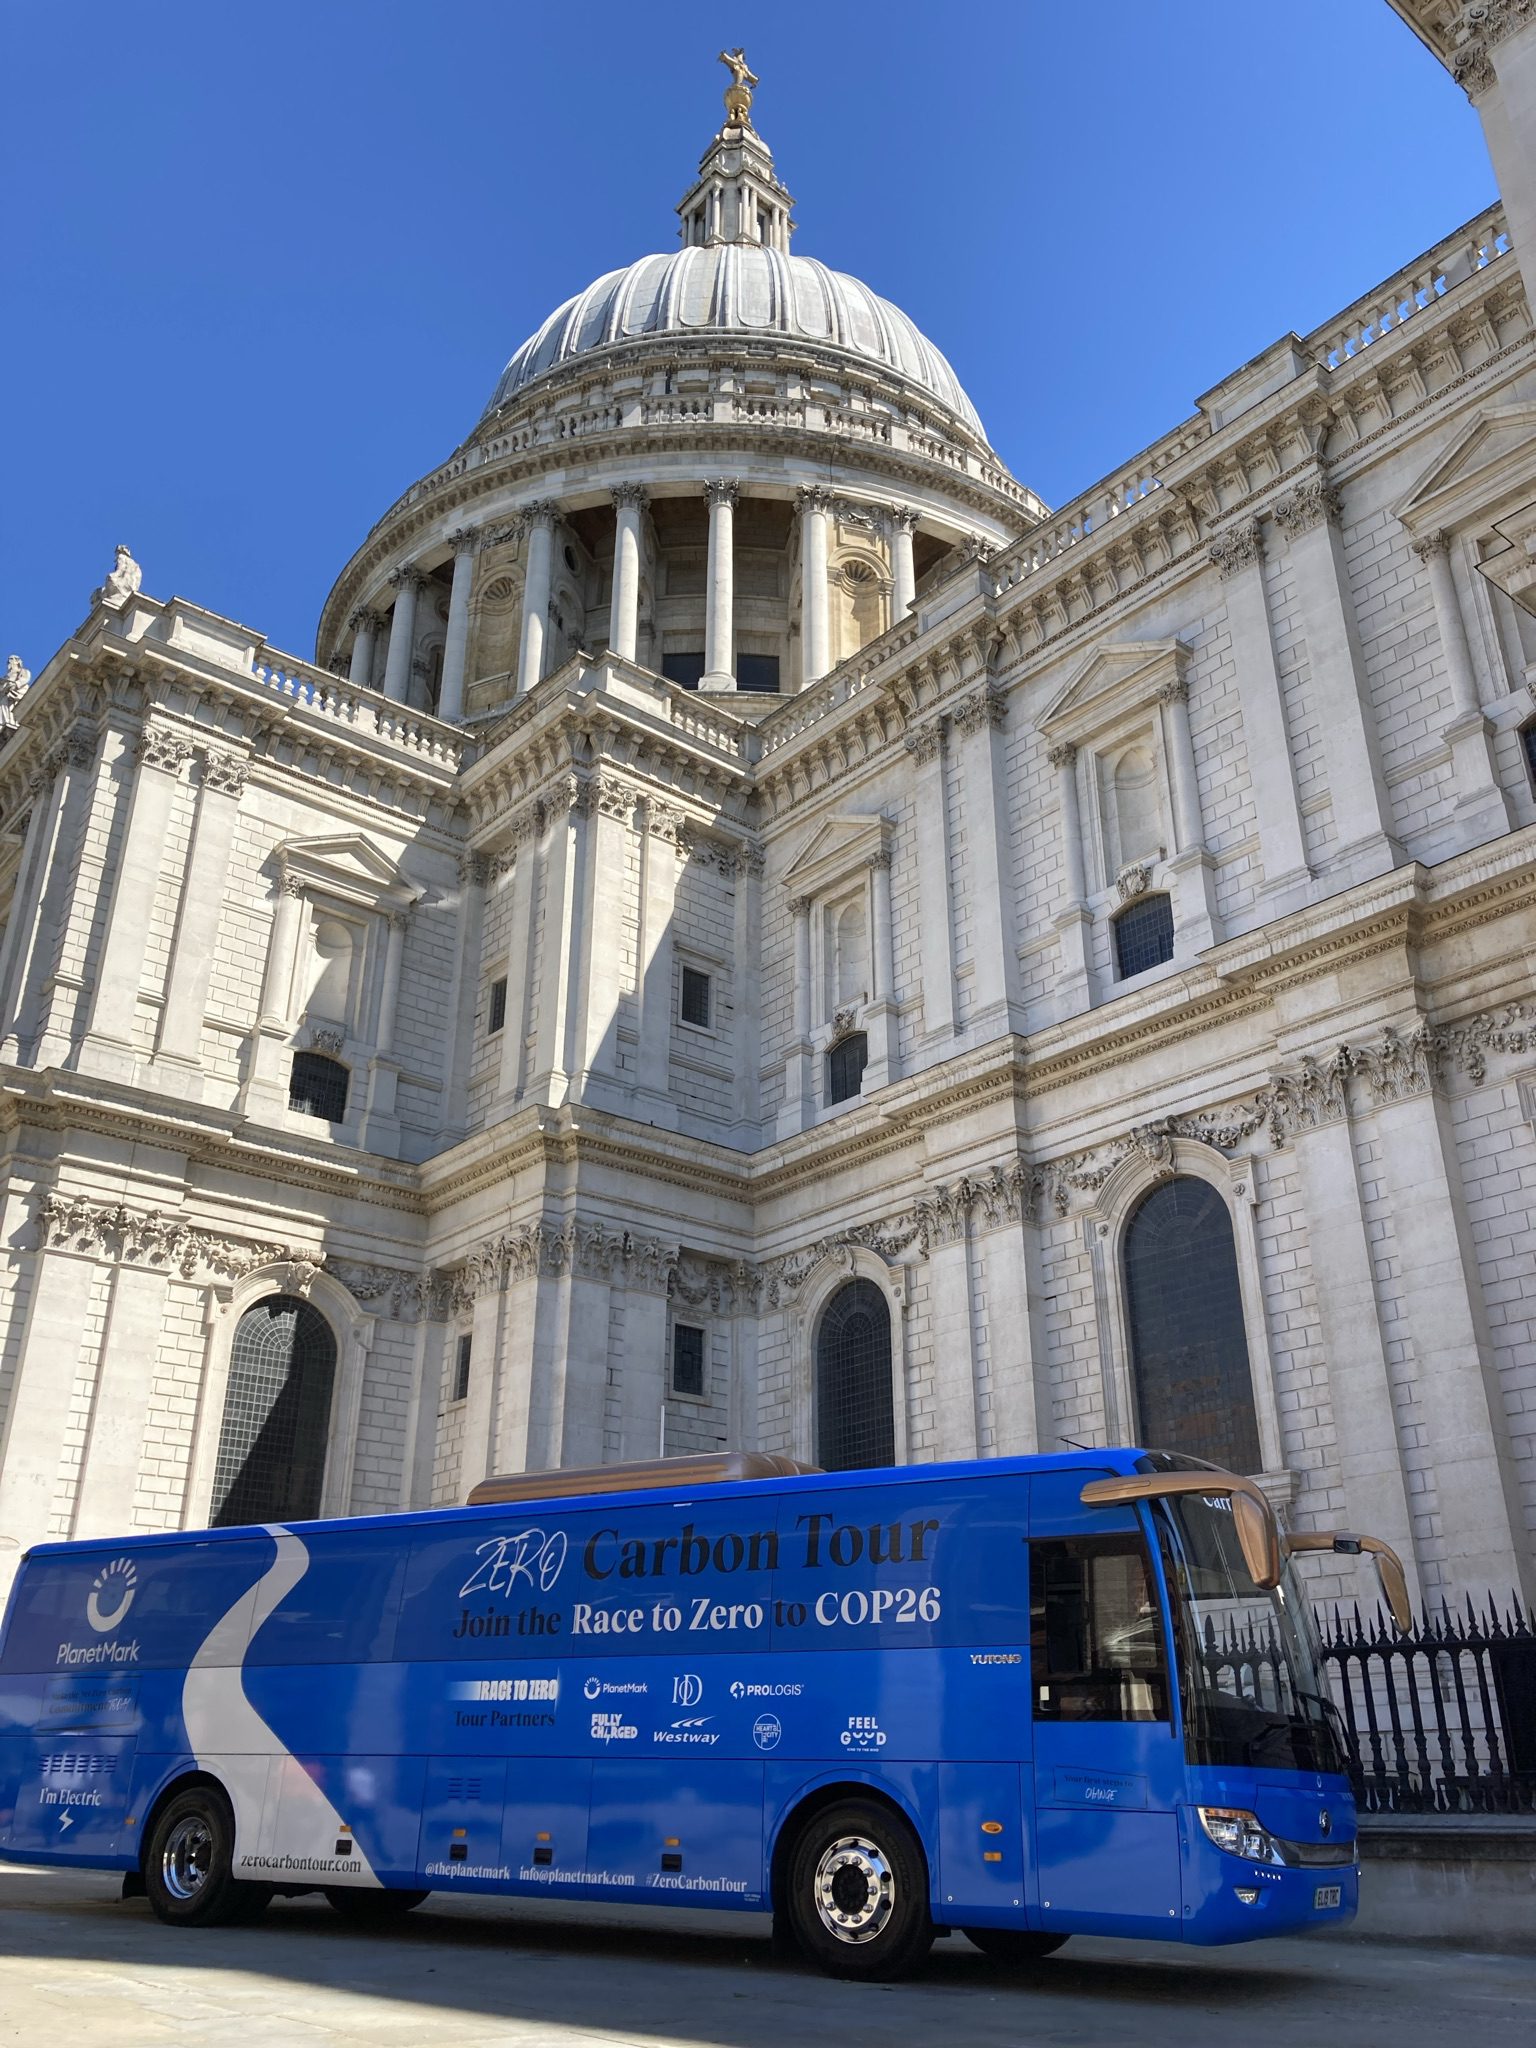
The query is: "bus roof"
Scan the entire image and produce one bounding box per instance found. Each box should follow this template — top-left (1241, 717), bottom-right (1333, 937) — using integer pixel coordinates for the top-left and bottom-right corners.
top-left (17, 1445), bottom-right (1154, 1563)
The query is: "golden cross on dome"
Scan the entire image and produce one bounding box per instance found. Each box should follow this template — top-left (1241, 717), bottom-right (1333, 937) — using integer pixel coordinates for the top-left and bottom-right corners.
top-left (718, 48), bottom-right (758, 126)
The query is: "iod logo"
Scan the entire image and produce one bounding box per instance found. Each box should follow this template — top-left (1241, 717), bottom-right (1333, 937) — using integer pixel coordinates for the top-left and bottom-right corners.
top-left (86, 1558), bottom-right (137, 1634)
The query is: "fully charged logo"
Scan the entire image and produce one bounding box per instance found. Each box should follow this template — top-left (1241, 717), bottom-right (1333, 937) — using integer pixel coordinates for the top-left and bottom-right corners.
top-left (86, 1558), bottom-right (137, 1633)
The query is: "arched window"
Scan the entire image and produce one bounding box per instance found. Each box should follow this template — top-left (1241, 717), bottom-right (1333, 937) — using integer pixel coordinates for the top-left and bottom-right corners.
top-left (210, 1295), bottom-right (338, 1527)
top-left (289, 1050), bottom-right (349, 1123)
top-left (1122, 1177), bottom-right (1261, 1473)
top-left (815, 1278), bottom-right (894, 1470)
top-left (826, 1032), bottom-right (868, 1105)
top-left (1113, 892), bottom-right (1174, 979)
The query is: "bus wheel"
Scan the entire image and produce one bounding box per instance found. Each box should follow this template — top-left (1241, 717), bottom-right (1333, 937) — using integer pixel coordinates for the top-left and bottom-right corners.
top-left (324, 1887), bottom-right (429, 1919)
top-left (965, 1928), bottom-right (1068, 1965)
top-left (144, 1787), bottom-right (271, 1928)
top-left (787, 1800), bottom-right (933, 1981)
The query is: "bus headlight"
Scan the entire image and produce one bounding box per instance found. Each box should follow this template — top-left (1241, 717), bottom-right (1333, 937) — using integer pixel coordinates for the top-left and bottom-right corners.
top-left (1196, 1807), bottom-right (1284, 1865)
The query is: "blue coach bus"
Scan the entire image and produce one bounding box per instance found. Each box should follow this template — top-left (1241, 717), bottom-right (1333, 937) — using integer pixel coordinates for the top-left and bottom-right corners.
top-left (0, 1446), bottom-right (1408, 1979)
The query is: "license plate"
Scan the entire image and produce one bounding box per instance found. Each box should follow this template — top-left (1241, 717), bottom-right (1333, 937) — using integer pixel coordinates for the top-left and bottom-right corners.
top-left (1313, 1885), bottom-right (1342, 1910)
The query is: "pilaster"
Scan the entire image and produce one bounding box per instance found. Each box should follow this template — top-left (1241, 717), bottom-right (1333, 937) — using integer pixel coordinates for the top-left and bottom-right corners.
top-left (150, 747), bottom-right (248, 1096)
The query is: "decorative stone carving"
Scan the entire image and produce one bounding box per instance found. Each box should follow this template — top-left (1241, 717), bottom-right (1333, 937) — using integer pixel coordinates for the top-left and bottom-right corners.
top-left (795, 485), bottom-right (835, 515)
top-left (35, 1192), bottom-right (297, 1282)
top-left (449, 526), bottom-right (479, 557)
top-left (458, 852), bottom-right (490, 887)
top-left (135, 728), bottom-right (193, 774)
top-left (1116, 860), bottom-right (1152, 901)
top-left (903, 719), bottom-right (945, 765)
top-left (199, 750), bottom-right (248, 798)
top-left (866, 846), bottom-right (892, 871)
top-left (1410, 527), bottom-right (1452, 562)
top-left (388, 565), bottom-right (426, 593)
top-left (1207, 520), bottom-right (1264, 579)
top-left (832, 1004), bottom-right (860, 1036)
top-left (610, 482), bottom-right (649, 510)
top-left (1272, 477), bottom-right (1342, 538)
top-left (703, 478), bottom-right (740, 508)
top-left (348, 606), bottom-right (384, 635)
top-left (307, 1022), bottom-right (345, 1055)
top-left (1047, 740), bottom-right (1077, 770)
top-left (93, 544), bottom-right (142, 609)
top-left (1155, 676), bottom-right (1189, 706)
top-left (671, 1253), bottom-right (760, 1315)
top-left (951, 685), bottom-right (1007, 736)
top-left (1, 655), bottom-right (31, 731)
top-left (889, 506), bottom-right (920, 534)
top-left (437, 1217), bottom-right (681, 1307)
top-left (787, 894), bottom-right (814, 918)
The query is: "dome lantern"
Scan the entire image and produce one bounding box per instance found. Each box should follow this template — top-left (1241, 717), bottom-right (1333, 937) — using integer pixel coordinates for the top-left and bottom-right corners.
top-left (676, 50), bottom-right (795, 254)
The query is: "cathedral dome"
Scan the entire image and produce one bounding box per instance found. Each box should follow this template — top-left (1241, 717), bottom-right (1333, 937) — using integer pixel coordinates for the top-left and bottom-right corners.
top-left (482, 245), bottom-right (987, 442)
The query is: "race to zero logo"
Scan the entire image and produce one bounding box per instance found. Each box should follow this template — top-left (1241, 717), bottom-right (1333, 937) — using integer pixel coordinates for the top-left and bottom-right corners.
top-left (85, 1559), bottom-right (137, 1634)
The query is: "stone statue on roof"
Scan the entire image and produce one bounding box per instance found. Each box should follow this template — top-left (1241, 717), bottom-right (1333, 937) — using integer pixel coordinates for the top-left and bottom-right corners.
top-left (94, 543), bottom-right (142, 610)
top-left (0, 654), bottom-right (30, 730)
top-left (718, 48), bottom-right (758, 126)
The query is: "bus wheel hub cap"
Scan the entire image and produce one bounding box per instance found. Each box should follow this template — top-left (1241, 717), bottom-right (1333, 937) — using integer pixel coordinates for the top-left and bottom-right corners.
top-left (815, 1836), bottom-right (894, 1943)
top-left (162, 1817), bottom-right (214, 1901)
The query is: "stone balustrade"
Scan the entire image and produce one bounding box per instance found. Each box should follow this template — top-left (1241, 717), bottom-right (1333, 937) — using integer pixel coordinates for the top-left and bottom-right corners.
top-left (1304, 202), bottom-right (1510, 370)
top-left (250, 651), bottom-right (463, 768)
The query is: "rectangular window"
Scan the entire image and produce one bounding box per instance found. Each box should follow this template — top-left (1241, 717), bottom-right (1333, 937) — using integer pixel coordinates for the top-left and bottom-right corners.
top-left (452, 1333), bottom-right (472, 1405)
top-left (662, 651), bottom-right (707, 691)
top-left (488, 977), bottom-right (507, 1034)
top-left (672, 1323), bottom-right (705, 1397)
top-left (1029, 1534), bottom-right (1170, 1723)
top-left (679, 965), bottom-right (711, 1029)
top-left (736, 653), bottom-right (780, 693)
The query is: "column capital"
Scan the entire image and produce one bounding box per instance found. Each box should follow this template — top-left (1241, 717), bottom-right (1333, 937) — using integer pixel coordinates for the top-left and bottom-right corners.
top-left (903, 718), bottom-right (947, 765)
top-left (1047, 740), bottom-right (1078, 770)
top-left (796, 485), bottom-right (835, 516)
top-left (703, 478), bottom-right (740, 510)
top-left (788, 893), bottom-right (814, 918)
top-left (199, 749), bottom-right (249, 798)
top-left (1272, 476), bottom-right (1342, 539)
top-left (1207, 519), bottom-right (1265, 579)
top-left (348, 605), bottom-right (384, 633)
top-left (889, 505), bottom-right (920, 534)
top-left (135, 726), bottom-right (194, 774)
top-left (1156, 676), bottom-right (1190, 707)
top-left (388, 564), bottom-right (426, 592)
top-left (278, 871), bottom-right (308, 900)
top-left (1411, 526), bottom-right (1453, 562)
top-left (522, 499), bottom-right (562, 531)
top-left (448, 526), bottom-right (480, 557)
top-left (866, 846), bottom-right (893, 871)
top-left (610, 482), bottom-right (649, 511)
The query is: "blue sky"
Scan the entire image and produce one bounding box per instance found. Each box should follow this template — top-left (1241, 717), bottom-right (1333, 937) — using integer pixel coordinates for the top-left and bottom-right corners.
top-left (1, 0), bottom-right (1494, 670)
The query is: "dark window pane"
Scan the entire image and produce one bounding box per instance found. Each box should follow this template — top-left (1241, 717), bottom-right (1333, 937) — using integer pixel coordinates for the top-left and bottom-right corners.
top-left (672, 1323), bottom-right (705, 1397)
top-left (680, 966), bottom-right (711, 1028)
top-left (211, 1296), bottom-right (337, 1527)
top-left (1030, 1535), bottom-right (1170, 1722)
top-left (288, 1051), bottom-right (349, 1123)
top-left (1113, 893), bottom-right (1175, 979)
top-left (488, 978), bottom-right (507, 1034)
top-left (826, 1033), bottom-right (868, 1105)
top-left (815, 1278), bottom-right (893, 1470)
top-left (736, 654), bottom-right (780, 693)
top-left (1523, 722), bottom-right (1536, 790)
top-left (662, 651), bottom-right (706, 691)
top-left (1123, 1176), bottom-right (1261, 1472)
top-left (453, 1332), bottom-right (472, 1404)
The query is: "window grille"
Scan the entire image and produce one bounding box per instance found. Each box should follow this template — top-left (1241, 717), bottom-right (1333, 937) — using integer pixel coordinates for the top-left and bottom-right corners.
top-left (1112, 892), bottom-right (1175, 979)
top-left (488, 977), bottom-right (507, 1034)
top-left (672, 1323), bottom-right (706, 1397)
top-left (288, 1050), bottom-right (349, 1123)
top-left (826, 1032), bottom-right (868, 1105)
top-left (452, 1332), bottom-right (472, 1404)
top-left (815, 1278), bottom-right (894, 1470)
top-left (1123, 1176), bottom-right (1261, 1473)
top-left (679, 966), bottom-right (711, 1029)
top-left (210, 1295), bottom-right (337, 1527)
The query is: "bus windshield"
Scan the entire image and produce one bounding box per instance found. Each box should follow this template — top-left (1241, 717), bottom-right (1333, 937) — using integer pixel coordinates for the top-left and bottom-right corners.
top-left (1157, 1494), bottom-right (1345, 1775)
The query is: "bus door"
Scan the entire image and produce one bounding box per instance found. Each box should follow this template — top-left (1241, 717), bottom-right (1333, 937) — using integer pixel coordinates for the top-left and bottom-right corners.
top-left (1027, 1473), bottom-right (1184, 1938)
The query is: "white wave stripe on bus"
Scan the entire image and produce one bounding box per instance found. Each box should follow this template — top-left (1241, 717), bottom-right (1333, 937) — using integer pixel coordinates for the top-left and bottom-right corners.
top-left (181, 1526), bottom-right (379, 1887)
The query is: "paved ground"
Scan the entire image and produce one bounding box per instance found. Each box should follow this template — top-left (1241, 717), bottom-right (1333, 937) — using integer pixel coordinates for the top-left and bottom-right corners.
top-left (0, 1865), bottom-right (1531, 2047)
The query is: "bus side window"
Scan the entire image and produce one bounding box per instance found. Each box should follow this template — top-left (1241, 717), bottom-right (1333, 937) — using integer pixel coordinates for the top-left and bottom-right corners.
top-left (1029, 1535), bottom-right (1169, 1723)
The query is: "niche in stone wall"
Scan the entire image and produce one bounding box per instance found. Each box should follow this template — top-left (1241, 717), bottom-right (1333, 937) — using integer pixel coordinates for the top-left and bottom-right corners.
top-left (824, 892), bottom-right (870, 1017)
top-left (302, 911), bottom-right (364, 1032)
top-left (1099, 737), bottom-right (1168, 876)
top-left (830, 555), bottom-right (888, 667)
top-left (469, 556), bottom-right (524, 700)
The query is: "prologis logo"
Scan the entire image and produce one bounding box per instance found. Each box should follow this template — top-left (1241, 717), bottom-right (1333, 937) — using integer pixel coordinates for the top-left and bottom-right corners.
top-left (86, 1559), bottom-right (137, 1634)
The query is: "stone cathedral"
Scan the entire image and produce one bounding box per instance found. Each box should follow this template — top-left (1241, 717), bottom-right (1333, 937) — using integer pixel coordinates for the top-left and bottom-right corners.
top-left (2, 7), bottom-right (1536, 1615)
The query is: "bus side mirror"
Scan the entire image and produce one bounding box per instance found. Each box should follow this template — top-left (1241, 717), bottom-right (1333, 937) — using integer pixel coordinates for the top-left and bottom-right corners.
top-left (1286, 1530), bottom-right (1413, 1633)
top-left (1079, 1470), bottom-right (1282, 1590)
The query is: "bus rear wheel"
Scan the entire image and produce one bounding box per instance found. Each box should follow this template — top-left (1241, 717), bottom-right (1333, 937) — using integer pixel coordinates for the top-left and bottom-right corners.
top-left (786, 1800), bottom-right (933, 1981)
top-left (965, 1928), bottom-right (1068, 1965)
top-left (144, 1786), bottom-right (271, 1928)
top-left (325, 1886), bottom-right (429, 1919)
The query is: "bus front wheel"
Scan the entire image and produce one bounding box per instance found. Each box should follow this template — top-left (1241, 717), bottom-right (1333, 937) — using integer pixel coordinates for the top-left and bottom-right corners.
top-left (786, 1800), bottom-right (934, 1981)
top-left (144, 1786), bottom-right (271, 1928)
top-left (324, 1886), bottom-right (429, 1919)
top-left (965, 1928), bottom-right (1068, 1965)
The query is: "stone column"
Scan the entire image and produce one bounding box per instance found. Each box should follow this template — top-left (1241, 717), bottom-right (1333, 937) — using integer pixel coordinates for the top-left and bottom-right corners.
top-left (635, 803), bottom-right (678, 1124)
top-left (608, 485), bottom-right (647, 663)
top-left (78, 726), bottom-right (194, 1082)
top-left (495, 843), bottom-right (536, 1111)
top-left (0, 1227), bottom-right (100, 1559)
top-left (1207, 520), bottom-right (1311, 912)
top-left (71, 1258), bottom-right (174, 1538)
top-left (240, 871), bottom-right (306, 1120)
top-left (1158, 676), bottom-right (1219, 955)
top-left (348, 608), bottom-right (382, 689)
top-left (437, 531), bottom-right (478, 724)
top-left (890, 507), bottom-right (918, 621)
top-left (905, 719), bottom-right (957, 1039)
top-left (701, 480), bottom-right (738, 690)
top-left (573, 781), bottom-right (630, 1087)
top-left (517, 502), bottom-right (559, 695)
top-left (951, 685), bottom-right (1020, 1038)
top-left (927, 1229), bottom-right (981, 1460)
top-left (526, 780), bottom-right (586, 1105)
top-left (1410, 527), bottom-right (1510, 839)
top-left (777, 893), bottom-right (815, 1137)
top-left (442, 854), bottom-right (488, 1140)
top-left (1049, 741), bottom-right (1092, 1021)
top-left (0, 735), bottom-right (94, 1061)
top-left (151, 748), bottom-right (248, 1094)
top-left (798, 487), bottom-right (833, 684)
top-left (361, 910), bottom-right (408, 1153)
top-left (984, 1214), bottom-right (1055, 1457)
top-left (1454, 16), bottom-right (1536, 319)
top-left (382, 567), bottom-right (424, 703)
top-left (732, 849), bottom-right (763, 1139)
top-left (1273, 478), bottom-right (1400, 881)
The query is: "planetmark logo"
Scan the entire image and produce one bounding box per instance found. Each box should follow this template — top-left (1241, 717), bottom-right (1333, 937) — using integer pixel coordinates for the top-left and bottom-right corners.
top-left (752, 1712), bottom-right (782, 1752)
top-left (86, 1558), bottom-right (137, 1634)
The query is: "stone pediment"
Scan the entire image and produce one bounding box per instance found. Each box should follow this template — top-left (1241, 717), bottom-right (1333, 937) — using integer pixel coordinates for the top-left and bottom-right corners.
top-left (276, 833), bottom-right (423, 912)
top-left (781, 812), bottom-right (891, 897)
top-left (1393, 402), bottom-right (1536, 531)
top-left (1038, 639), bottom-right (1189, 747)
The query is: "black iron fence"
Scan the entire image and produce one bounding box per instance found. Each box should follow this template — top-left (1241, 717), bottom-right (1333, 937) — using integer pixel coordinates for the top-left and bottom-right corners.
top-left (1318, 1597), bottom-right (1536, 1815)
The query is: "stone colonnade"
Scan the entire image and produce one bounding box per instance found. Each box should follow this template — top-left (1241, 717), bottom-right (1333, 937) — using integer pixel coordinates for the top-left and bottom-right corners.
top-left (346, 485), bottom-right (935, 715)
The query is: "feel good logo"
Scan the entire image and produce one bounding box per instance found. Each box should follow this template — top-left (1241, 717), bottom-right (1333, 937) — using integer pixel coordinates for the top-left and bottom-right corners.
top-left (85, 1558), bottom-right (137, 1634)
